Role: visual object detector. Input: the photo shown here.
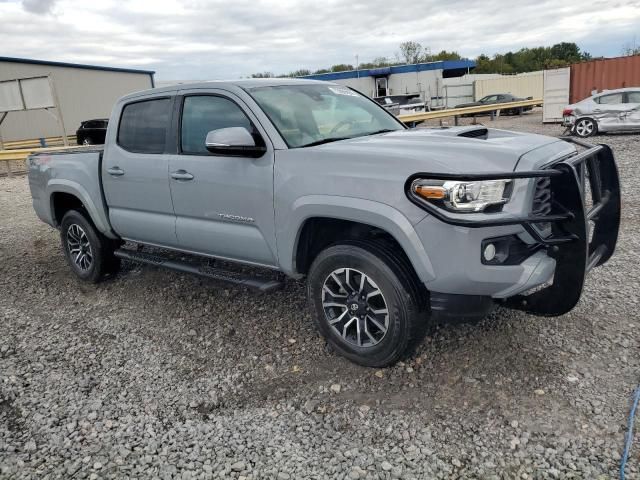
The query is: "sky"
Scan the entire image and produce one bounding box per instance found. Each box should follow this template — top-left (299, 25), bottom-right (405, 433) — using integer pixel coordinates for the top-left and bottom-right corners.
top-left (1, 0), bottom-right (639, 80)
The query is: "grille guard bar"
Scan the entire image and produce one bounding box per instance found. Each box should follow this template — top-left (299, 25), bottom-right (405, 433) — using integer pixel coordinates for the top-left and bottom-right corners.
top-left (405, 137), bottom-right (621, 316)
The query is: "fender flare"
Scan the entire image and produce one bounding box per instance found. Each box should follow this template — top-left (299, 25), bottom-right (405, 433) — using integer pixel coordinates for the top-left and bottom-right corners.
top-left (280, 195), bottom-right (435, 283)
top-left (47, 179), bottom-right (118, 239)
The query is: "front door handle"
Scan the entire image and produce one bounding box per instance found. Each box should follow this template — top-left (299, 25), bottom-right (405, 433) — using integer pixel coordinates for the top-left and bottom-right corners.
top-left (107, 166), bottom-right (125, 176)
top-left (171, 170), bottom-right (194, 181)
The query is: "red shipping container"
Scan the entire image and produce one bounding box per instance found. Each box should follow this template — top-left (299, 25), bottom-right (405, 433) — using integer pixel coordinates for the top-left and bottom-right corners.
top-left (570, 55), bottom-right (640, 103)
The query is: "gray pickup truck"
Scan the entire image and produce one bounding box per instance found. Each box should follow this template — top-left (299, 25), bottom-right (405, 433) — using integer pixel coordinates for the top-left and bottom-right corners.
top-left (28, 79), bottom-right (620, 367)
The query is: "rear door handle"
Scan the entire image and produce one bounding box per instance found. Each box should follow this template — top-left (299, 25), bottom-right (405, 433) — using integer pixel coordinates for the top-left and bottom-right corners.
top-left (107, 166), bottom-right (125, 176)
top-left (171, 170), bottom-right (194, 181)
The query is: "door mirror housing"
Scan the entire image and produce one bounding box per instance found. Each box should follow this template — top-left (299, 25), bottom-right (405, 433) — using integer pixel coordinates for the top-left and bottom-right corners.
top-left (205, 127), bottom-right (266, 157)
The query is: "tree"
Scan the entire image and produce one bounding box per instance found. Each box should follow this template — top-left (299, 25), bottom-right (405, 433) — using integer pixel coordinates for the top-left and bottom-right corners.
top-left (550, 42), bottom-right (583, 63)
top-left (472, 43), bottom-right (592, 74)
top-left (251, 72), bottom-right (275, 78)
top-left (430, 50), bottom-right (462, 61)
top-left (330, 64), bottom-right (354, 72)
top-left (622, 37), bottom-right (640, 56)
top-left (287, 69), bottom-right (311, 77)
top-left (398, 41), bottom-right (423, 64)
top-left (252, 40), bottom-right (595, 79)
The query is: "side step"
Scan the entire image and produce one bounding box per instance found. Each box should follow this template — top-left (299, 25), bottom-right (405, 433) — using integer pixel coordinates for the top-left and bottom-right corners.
top-left (114, 248), bottom-right (284, 292)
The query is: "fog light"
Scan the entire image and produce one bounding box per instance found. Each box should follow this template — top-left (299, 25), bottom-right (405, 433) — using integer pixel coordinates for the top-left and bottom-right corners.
top-left (483, 243), bottom-right (496, 262)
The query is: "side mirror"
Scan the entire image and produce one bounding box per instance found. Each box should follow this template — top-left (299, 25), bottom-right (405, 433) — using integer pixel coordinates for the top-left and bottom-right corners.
top-left (205, 127), bottom-right (266, 157)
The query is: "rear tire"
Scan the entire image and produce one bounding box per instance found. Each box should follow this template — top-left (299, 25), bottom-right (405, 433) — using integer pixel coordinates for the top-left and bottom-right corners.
top-left (573, 118), bottom-right (597, 137)
top-left (60, 209), bottom-right (120, 283)
top-left (307, 240), bottom-right (428, 367)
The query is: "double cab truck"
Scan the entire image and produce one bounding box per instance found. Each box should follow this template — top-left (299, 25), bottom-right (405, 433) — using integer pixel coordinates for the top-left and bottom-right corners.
top-left (28, 79), bottom-right (621, 367)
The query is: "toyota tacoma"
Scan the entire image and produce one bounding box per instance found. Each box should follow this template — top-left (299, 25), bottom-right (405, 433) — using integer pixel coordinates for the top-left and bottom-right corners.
top-left (28, 79), bottom-right (621, 367)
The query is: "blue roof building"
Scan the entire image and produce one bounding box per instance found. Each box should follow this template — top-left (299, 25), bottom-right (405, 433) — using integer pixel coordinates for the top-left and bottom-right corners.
top-left (300, 59), bottom-right (476, 102)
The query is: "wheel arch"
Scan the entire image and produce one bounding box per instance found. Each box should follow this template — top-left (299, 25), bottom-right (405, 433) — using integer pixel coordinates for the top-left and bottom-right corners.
top-left (281, 195), bottom-right (435, 284)
top-left (47, 180), bottom-right (117, 238)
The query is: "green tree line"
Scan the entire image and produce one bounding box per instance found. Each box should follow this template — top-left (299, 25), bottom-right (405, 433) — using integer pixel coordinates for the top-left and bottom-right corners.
top-left (251, 41), bottom-right (594, 78)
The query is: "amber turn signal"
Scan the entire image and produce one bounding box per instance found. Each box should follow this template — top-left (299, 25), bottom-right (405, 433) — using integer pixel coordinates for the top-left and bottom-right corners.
top-left (414, 185), bottom-right (446, 200)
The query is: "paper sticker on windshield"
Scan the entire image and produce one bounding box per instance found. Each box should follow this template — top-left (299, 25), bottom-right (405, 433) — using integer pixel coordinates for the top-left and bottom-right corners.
top-left (328, 86), bottom-right (358, 97)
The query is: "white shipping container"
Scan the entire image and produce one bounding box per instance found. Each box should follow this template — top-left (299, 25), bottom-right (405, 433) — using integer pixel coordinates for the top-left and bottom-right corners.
top-left (474, 71), bottom-right (543, 101)
top-left (542, 68), bottom-right (570, 123)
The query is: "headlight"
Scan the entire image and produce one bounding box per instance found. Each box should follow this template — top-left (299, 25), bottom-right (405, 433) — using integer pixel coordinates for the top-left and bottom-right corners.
top-left (411, 178), bottom-right (513, 213)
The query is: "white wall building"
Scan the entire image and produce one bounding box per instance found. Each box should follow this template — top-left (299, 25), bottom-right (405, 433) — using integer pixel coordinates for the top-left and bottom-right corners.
top-left (0, 56), bottom-right (155, 142)
top-left (301, 60), bottom-right (476, 105)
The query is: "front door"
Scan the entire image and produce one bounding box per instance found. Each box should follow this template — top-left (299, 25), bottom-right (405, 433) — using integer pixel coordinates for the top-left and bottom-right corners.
top-left (102, 95), bottom-right (179, 247)
top-left (168, 91), bottom-right (278, 267)
top-left (593, 92), bottom-right (628, 131)
top-left (624, 90), bottom-right (640, 129)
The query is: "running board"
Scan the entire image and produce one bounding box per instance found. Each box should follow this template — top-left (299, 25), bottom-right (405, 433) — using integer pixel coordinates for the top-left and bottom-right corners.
top-left (114, 249), bottom-right (284, 292)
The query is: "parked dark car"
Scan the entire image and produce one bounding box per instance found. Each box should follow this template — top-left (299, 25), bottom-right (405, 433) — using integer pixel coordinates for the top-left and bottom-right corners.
top-left (76, 119), bottom-right (108, 145)
top-left (455, 94), bottom-right (533, 115)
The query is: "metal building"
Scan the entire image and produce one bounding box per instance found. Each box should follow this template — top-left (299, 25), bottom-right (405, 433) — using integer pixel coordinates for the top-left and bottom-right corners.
top-left (0, 56), bottom-right (155, 142)
top-left (301, 60), bottom-right (476, 107)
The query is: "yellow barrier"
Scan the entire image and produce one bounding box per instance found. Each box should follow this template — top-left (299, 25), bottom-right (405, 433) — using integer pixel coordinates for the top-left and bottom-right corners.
top-left (397, 99), bottom-right (542, 123)
top-left (1, 135), bottom-right (77, 150)
top-left (0, 145), bottom-right (84, 177)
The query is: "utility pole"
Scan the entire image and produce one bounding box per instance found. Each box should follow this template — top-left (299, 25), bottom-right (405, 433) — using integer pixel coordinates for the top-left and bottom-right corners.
top-left (356, 54), bottom-right (359, 78)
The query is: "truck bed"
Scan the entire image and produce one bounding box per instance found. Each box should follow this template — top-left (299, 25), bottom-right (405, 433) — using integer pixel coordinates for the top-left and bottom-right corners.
top-left (27, 146), bottom-right (112, 236)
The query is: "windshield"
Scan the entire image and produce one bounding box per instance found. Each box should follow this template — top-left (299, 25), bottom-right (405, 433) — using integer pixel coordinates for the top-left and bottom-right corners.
top-left (248, 84), bottom-right (405, 148)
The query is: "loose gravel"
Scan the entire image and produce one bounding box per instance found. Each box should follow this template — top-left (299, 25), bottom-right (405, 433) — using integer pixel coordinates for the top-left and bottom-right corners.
top-left (1, 111), bottom-right (639, 479)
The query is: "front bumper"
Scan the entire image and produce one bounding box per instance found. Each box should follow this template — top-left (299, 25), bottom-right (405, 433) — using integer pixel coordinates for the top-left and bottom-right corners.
top-left (408, 137), bottom-right (621, 317)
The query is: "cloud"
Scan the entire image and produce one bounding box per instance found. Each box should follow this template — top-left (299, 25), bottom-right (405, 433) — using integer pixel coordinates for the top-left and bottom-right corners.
top-left (1, 0), bottom-right (639, 79)
top-left (22, 0), bottom-right (56, 14)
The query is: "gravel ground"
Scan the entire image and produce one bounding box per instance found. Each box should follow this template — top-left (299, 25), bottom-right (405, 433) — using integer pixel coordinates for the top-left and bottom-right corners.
top-left (1, 111), bottom-right (639, 479)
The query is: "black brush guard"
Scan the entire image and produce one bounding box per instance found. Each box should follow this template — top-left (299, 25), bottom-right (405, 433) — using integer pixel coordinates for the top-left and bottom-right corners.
top-left (406, 137), bottom-right (621, 317)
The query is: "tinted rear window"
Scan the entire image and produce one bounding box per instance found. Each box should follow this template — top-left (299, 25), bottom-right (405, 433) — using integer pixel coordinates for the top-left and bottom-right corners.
top-left (118, 98), bottom-right (171, 154)
top-left (595, 93), bottom-right (623, 105)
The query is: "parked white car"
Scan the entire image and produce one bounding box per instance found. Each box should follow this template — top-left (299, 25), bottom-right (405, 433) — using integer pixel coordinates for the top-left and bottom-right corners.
top-left (563, 87), bottom-right (640, 137)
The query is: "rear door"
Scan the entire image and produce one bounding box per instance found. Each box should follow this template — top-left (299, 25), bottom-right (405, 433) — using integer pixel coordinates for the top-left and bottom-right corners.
top-left (593, 92), bottom-right (627, 131)
top-left (168, 90), bottom-right (277, 266)
top-left (102, 94), bottom-right (179, 247)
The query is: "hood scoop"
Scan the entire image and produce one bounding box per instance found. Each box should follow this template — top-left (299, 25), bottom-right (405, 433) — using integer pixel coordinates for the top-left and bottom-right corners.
top-left (457, 126), bottom-right (489, 139)
top-left (419, 125), bottom-right (489, 140)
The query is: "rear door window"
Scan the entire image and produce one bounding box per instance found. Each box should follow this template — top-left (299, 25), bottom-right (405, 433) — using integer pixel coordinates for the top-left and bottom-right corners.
top-left (117, 98), bottom-right (172, 154)
top-left (596, 93), bottom-right (623, 105)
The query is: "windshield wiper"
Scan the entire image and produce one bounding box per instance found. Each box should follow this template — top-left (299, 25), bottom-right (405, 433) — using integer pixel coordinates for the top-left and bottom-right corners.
top-left (365, 129), bottom-right (397, 136)
top-left (299, 137), bottom-right (351, 148)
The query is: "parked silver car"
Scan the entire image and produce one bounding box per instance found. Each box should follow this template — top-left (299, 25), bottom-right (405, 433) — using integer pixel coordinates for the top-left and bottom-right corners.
top-left (563, 87), bottom-right (640, 137)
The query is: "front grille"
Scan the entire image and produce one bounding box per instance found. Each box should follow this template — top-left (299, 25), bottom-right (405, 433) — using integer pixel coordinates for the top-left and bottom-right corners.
top-left (532, 177), bottom-right (552, 215)
top-left (532, 176), bottom-right (552, 236)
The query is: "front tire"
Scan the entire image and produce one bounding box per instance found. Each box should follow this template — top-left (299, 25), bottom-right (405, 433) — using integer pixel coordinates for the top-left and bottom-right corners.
top-left (307, 241), bottom-right (428, 367)
top-left (573, 118), bottom-right (597, 137)
top-left (60, 209), bottom-right (120, 283)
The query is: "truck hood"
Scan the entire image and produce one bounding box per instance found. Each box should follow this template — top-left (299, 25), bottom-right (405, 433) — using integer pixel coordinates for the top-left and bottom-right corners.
top-left (311, 127), bottom-right (575, 173)
top-left (274, 126), bottom-right (577, 226)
